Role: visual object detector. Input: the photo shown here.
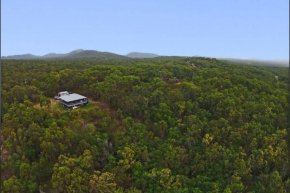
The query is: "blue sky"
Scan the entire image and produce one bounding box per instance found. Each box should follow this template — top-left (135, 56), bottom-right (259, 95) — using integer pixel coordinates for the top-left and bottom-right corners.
top-left (2, 0), bottom-right (289, 59)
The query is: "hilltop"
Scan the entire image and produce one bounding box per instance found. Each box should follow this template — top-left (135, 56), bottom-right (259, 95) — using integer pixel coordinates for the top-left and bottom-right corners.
top-left (2, 49), bottom-right (127, 60)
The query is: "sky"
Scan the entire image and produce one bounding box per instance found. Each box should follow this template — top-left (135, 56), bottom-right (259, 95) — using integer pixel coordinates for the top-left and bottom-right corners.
top-left (2, 0), bottom-right (289, 60)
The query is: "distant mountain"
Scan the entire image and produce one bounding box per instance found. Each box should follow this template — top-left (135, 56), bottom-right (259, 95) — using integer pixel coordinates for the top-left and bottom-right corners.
top-left (219, 58), bottom-right (289, 67)
top-left (3, 50), bottom-right (288, 67)
top-left (67, 50), bottom-right (127, 59)
top-left (42, 53), bottom-right (65, 58)
top-left (2, 54), bottom-right (39, 59)
top-left (126, 52), bottom-right (159, 58)
top-left (67, 49), bottom-right (84, 55)
top-left (2, 49), bottom-right (127, 60)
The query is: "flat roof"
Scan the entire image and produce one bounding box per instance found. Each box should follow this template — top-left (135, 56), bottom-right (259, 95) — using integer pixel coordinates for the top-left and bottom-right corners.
top-left (59, 91), bottom-right (69, 95)
top-left (59, 93), bottom-right (87, 102)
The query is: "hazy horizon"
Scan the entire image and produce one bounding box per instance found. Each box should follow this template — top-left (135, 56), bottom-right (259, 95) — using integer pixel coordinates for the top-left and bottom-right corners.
top-left (2, 0), bottom-right (289, 60)
top-left (2, 48), bottom-right (290, 62)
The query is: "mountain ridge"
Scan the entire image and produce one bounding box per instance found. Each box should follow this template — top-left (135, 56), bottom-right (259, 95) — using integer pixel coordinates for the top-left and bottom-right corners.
top-left (2, 49), bottom-right (126, 60)
top-left (2, 50), bottom-right (288, 67)
top-left (2, 49), bottom-right (161, 60)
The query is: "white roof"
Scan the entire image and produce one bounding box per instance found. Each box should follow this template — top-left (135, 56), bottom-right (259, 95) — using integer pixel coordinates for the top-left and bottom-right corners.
top-left (59, 93), bottom-right (87, 102)
top-left (59, 91), bottom-right (69, 95)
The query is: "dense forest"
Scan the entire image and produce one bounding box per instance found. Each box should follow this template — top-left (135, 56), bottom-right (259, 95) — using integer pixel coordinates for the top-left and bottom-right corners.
top-left (1, 57), bottom-right (289, 192)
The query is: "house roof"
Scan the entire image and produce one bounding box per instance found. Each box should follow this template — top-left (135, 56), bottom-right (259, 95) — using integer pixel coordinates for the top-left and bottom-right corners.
top-left (58, 91), bottom-right (69, 96)
top-left (59, 93), bottom-right (87, 102)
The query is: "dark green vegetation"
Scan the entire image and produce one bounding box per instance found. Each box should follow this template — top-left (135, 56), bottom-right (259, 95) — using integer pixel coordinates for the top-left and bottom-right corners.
top-left (1, 57), bottom-right (289, 192)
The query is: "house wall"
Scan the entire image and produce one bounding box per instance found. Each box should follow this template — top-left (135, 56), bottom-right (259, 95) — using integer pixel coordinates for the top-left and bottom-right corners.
top-left (60, 98), bottom-right (88, 108)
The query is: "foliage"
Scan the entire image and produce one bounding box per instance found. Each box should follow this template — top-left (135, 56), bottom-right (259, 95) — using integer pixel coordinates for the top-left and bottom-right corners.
top-left (1, 57), bottom-right (289, 192)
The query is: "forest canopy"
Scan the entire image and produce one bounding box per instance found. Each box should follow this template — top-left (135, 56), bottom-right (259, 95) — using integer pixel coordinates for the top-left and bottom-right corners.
top-left (1, 57), bottom-right (289, 192)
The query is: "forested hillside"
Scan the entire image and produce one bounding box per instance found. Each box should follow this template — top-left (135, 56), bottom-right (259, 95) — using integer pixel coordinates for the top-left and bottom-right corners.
top-left (1, 57), bottom-right (289, 192)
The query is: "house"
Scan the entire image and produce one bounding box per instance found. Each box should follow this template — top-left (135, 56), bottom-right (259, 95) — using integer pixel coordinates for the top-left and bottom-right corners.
top-left (56, 91), bottom-right (88, 108)
top-left (57, 91), bottom-right (69, 97)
